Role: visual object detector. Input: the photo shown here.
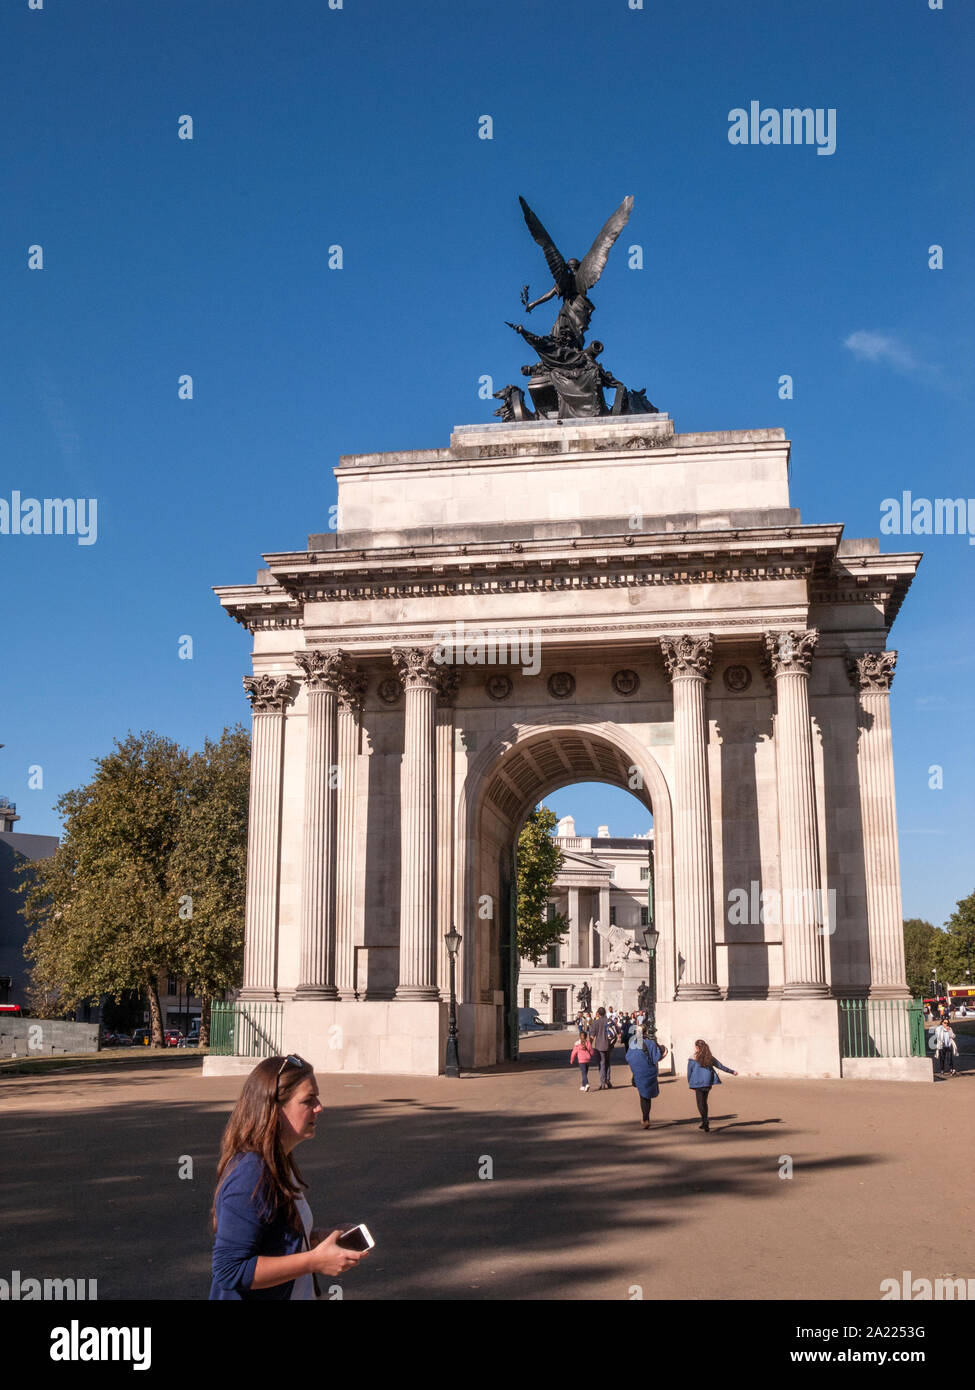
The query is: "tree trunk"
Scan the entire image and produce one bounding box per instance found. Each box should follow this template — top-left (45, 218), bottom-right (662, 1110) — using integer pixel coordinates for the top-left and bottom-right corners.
top-left (147, 979), bottom-right (165, 1047)
top-left (199, 994), bottom-right (211, 1048)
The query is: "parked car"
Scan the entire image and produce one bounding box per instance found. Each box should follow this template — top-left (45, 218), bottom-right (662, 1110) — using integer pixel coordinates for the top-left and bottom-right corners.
top-left (113, 1033), bottom-right (134, 1047)
top-left (101, 1030), bottom-right (119, 1047)
top-left (132, 1028), bottom-right (150, 1046)
top-left (163, 1029), bottom-right (184, 1048)
top-left (178, 1028), bottom-right (201, 1047)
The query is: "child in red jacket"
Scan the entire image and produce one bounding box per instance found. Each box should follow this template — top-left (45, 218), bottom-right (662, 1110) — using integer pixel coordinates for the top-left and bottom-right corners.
top-left (570, 1032), bottom-right (595, 1091)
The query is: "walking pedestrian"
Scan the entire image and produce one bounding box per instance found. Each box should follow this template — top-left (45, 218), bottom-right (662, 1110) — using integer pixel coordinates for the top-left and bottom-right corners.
top-left (210, 1054), bottom-right (369, 1299)
top-left (933, 1018), bottom-right (959, 1076)
top-left (626, 1027), bottom-right (668, 1129)
top-left (570, 1031), bottom-right (595, 1091)
top-left (686, 1039), bottom-right (737, 1133)
top-left (589, 1007), bottom-right (615, 1089)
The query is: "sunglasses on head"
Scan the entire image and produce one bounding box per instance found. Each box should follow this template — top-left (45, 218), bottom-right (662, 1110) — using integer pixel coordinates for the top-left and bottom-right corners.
top-left (275, 1054), bottom-right (309, 1099)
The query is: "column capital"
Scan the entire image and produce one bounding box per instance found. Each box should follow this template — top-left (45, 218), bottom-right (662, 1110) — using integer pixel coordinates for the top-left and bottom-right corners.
top-left (392, 646), bottom-right (439, 692)
top-left (243, 674), bottom-right (297, 713)
top-left (846, 650), bottom-right (897, 692)
top-left (434, 665), bottom-right (463, 707)
top-left (763, 629), bottom-right (818, 677)
top-left (337, 666), bottom-right (368, 714)
top-left (659, 633), bottom-right (714, 681)
top-left (295, 647), bottom-right (352, 694)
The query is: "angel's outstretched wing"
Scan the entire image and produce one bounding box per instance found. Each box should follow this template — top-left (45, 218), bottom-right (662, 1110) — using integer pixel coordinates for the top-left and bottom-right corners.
top-left (575, 195), bottom-right (634, 294)
top-left (519, 196), bottom-right (573, 297)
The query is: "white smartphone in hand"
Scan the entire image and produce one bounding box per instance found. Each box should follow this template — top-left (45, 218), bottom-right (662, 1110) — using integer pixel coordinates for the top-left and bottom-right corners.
top-left (336, 1223), bottom-right (375, 1252)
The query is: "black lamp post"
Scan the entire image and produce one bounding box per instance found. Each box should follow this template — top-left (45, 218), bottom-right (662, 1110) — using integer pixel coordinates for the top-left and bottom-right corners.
top-left (640, 925), bottom-right (660, 1038)
top-left (444, 925), bottom-right (462, 1078)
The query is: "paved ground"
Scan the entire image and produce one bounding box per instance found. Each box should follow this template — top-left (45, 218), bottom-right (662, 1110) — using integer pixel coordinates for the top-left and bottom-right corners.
top-left (1, 1033), bottom-right (970, 1301)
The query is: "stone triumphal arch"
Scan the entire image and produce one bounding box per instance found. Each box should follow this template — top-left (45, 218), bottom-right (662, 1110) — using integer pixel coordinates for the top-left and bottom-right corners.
top-left (211, 410), bottom-right (921, 1078)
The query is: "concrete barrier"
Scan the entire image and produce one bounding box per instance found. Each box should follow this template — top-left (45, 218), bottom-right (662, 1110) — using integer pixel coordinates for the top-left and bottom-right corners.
top-left (0, 1019), bottom-right (99, 1058)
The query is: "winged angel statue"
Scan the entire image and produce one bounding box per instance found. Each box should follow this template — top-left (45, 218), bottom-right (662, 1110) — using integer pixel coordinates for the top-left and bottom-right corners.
top-left (495, 195), bottom-right (657, 422)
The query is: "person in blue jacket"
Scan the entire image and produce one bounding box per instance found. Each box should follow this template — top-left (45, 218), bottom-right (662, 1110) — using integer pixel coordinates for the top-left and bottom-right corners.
top-left (626, 1027), bottom-right (669, 1129)
top-left (686, 1039), bottom-right (737, 1133)
top-left (210, 1054), bottom-right (369, 1299)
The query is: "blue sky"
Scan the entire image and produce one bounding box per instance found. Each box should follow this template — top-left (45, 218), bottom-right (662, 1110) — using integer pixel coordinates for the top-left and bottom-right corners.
top-left (1, 0), bottom-right (972, 927)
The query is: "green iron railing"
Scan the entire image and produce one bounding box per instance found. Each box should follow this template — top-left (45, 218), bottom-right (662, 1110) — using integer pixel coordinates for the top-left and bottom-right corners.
top-left (209, 1001), bottom-right (283, 1058)
top-left (839, 998), bottom-right (926, 1059)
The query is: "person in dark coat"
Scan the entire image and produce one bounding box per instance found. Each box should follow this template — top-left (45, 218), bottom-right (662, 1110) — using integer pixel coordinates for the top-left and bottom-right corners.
top-left (686, 1039), bottom-right (736, 1133)
top-left (589, 1007), bottom-right (615, 1089)
top-left (626, 1028), bottom-right (668, 1128)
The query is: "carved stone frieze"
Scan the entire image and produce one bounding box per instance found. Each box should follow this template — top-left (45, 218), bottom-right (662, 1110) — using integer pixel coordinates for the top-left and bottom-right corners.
top-left (486, 673), bottom-right (512, 701)
top-left (302, 561), bottom-right (816, 605)
top-left (377, 677), bottom-right (401, 705)
top-left (242, 674), bottom-right (297, 713)
top-left (722, 664), bottom-right (752, 693)
top-left (660, 634), bottom-right (715, 681)
top-left (547, 671), bottom-right (576, 699)
top-left (612, 669), bottom-right (640, 696)
top-left (846, 650), bottom-right (897, 692)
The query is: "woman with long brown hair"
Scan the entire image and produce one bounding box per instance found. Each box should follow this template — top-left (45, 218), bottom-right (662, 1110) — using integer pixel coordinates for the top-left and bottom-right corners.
top-left (686, 1039), bottom-right (737, 1133)
top-left (210, 1054), bottom-right (368, 1299)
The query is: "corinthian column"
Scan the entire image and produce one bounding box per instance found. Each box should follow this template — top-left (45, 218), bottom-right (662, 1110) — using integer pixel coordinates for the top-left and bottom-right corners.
top-left (294, 649), bottom-right (351, 1000)
top-left (241, 674), bottom-right (296, 1000)
top-left (392, 647), bottom-right (439, 1001)
top-left (434, 666), bottom-right (461, 998)
top-left (336, 664), bottom-right (367, 999)
top-left (764, 630), bottom-right (829, 998)
top-left (660, 634), bottom-right (720, 999)
top-left (847, 652), bottom-right (909, 999)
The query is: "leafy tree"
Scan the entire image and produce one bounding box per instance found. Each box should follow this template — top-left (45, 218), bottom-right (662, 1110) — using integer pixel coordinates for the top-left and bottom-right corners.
top-left (902, 918), bottom-right (938, 998)
top-left (21, 732), bottom-right (190, 1043)
top-left (516, 805), bottom-right (568, 964)
top-left (19, 727), bottom-right (251, 1047)
top-left (931, 891), bottom-right (975, 991)
top-left (169, 727), bottom-right (250, 1046)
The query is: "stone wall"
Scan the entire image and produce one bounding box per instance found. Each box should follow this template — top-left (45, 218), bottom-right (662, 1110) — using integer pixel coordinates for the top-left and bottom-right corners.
top-left (0, 1018), bottom-right (99, 1058)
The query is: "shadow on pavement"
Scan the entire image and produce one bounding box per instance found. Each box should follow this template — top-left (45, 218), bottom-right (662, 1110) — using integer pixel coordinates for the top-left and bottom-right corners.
top-left (0, 1074), bottom-right (884, 1302)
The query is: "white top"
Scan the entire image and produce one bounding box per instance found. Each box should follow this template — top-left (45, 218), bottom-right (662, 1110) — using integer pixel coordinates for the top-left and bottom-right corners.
top-left (291, 1195), bottom-right (315, 1301)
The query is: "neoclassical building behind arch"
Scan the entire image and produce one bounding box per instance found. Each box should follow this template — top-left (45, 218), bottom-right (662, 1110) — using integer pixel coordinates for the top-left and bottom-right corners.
top-left (209, 412), bottom-right (921, 1077)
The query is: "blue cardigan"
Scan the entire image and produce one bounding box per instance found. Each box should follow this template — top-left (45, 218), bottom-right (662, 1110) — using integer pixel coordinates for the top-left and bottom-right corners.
top-left (626, 1038), bottom-right (665, 1099)
top-left (210, 1151), bottom-right (306, 1301)
top-left (687, 1057), bottom-right (734, 1089)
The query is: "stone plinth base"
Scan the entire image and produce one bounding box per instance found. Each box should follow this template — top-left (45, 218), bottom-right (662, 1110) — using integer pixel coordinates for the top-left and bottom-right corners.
top-left (653, 998), bottom-right (843, 1079)
top-left (840, 1057), bottom-right (934, 1082)
top-left (203, 1001), bottom-right (449, 1077)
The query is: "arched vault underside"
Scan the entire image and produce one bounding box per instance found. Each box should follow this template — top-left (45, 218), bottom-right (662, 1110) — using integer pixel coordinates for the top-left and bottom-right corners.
top-left (457, 722), bottom-right (675, 1008)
